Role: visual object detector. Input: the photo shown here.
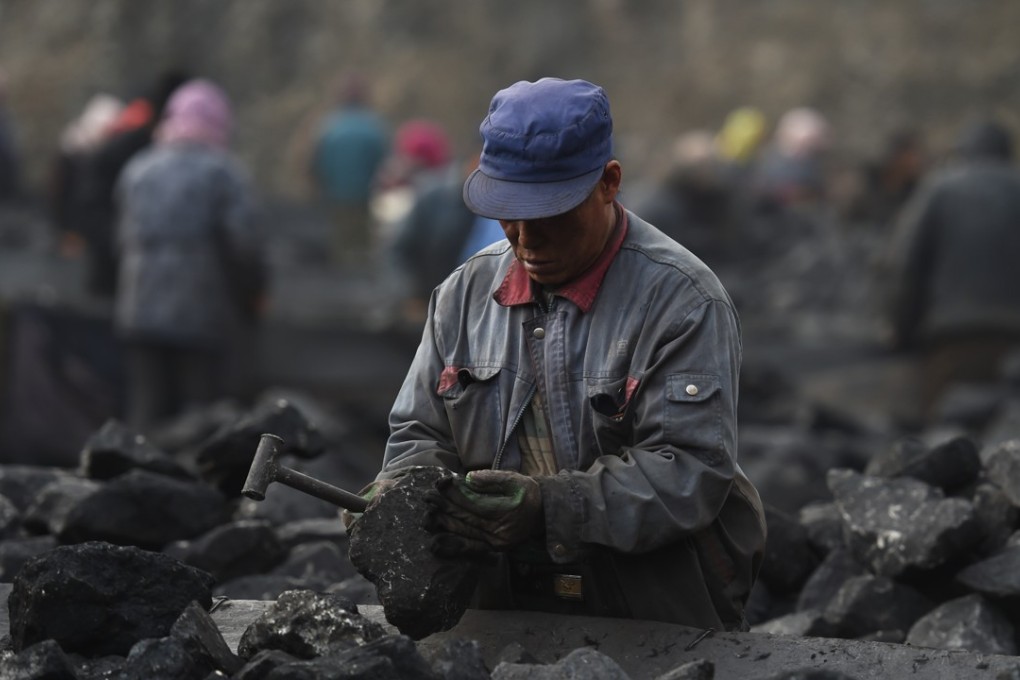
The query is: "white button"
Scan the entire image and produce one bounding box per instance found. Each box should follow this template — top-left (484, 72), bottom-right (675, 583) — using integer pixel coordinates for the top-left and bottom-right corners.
top-left (685, 384), bottom-right (699, 396)
top-left (533, 328), bottom-right (546, 339)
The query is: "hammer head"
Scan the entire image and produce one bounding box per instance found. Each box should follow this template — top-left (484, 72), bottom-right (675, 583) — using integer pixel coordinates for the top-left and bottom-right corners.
top-left (242, 433), bottom-right (284, 500)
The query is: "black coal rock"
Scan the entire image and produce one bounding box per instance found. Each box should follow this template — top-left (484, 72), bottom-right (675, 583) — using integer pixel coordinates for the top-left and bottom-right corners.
top-left (905, 593), bottom-right (1017, 656)
top-left (0, 639), bottom-right (77, 679)
top-left (237, 589), bottom-right (385, 661)
top-left (57, 468), bottom-right (231, 549)
top-left (827, 469), bottom-right (980, 577)
top-left (348, 466), bottom-right (480, 640)
top-left (79, 418), bottom-right (193, 481)
top-left (7, 541), bottom-right (215, 657)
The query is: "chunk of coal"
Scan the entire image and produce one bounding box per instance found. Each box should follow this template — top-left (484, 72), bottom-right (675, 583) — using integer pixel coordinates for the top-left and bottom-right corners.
top-left (348, 466), bottom-right (479, 640)
top-left (194, 397), bottom-right (326, 496)
top-left (758, 504), bottom-right (821, 594)
top-left (491, 647), bottom-right (631, 680)
top-left (827, 468), bottom-right (980, 576)
top-left (796, 547), bottom-right (865, 613)
top-left (955, 545), bottom-right (1020, 598)
top-left (57, 468), bottom-right (231, 549)
top-left (236, 589), bottom-right (385, 660)
top-left (0, 639), bottom-right (77, 679)
top-left (164, 519), bottom-right (288, 583)
top-left (0, 465), bottom-right (77, 512)
top-left (311, 634), bottom-right (438, 679)
top-left (971, 483), bottom-right (1020, 556)
top-left (427, 637), bottom-right (490, 680)
top-left (79, 418), bottom-right (194, 481)
top-left (171, 600), bottom-right (243, 676)
top-left (865, 436), bottom-right (981, 493)
top-left (0, 535), bottom-right (57, 581)
top-left (905, 593), bottom-right (1017, 656)
top-left (798, 501), bottom-right (845, 556)
top-left (119, 636), bottom-right (208, 680)
top-left (233, 648), bottom-right (300, 680)
top-left (22, 476), bottom-right (101, 535)
top-left (821, 573), bottom-right (933, 639)
top-left (7, 541), bottom-right (215, 657)
top-left (985, 440), bottom-right (1020, 507)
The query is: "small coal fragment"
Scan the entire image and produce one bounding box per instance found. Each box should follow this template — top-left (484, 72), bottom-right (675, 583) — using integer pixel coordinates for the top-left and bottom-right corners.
top-left (164, 519), bottom-right (288, 583)
top-left (492, 647), bottom-right (630, 680)
top-left (865, 436), bottom-right (981, 493)
top-left (905, 593), bottom-right (1017, 656)
top-left (348, 466), bottom-right (480, 640)
top-left (57, 468), bottom-right (231, 549)
top-left (237, 589), bottom-right (385, 660)
top-left (427, 637), bottom-right (490, 680)
top-left (79, 418), bottom-right (193, 481)
top-left (0, 639), bottom-right (77, 679)
top-left (195, 397), bottom-right (326, 496)
top-left (171, 600), bottom-right (244, 676)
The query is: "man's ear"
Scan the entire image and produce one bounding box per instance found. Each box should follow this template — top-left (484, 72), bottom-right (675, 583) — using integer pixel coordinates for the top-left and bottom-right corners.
top-left (600, 161), bottom-right (623, 201)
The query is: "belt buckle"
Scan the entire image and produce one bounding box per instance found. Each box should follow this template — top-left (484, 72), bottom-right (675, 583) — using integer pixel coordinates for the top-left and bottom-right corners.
top-left (553, 574), bottom-right (584, 600)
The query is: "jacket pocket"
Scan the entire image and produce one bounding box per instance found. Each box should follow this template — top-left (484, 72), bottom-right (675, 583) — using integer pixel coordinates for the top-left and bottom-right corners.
top-left (588, 376), bottom-right (639, 458)
top-left (664, 373), bottom-right (725, 466)
top-left (438, 366), bottom-right (503, 462)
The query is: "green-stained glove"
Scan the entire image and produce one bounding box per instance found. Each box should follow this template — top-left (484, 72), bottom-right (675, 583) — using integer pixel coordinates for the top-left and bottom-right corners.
top-left (341, 478), bottom-right (397, 532)
top-left (425, 469), bottom-right (543, 558)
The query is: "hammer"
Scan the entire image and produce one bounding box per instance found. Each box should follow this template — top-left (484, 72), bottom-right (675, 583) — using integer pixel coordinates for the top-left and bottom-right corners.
top-left (242, 433), bottom-right (368, 512)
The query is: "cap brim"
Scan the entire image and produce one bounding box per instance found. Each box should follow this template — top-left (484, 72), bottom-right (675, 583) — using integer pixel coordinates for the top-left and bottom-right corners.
top-left (462, 166), bottom-right (605, 220)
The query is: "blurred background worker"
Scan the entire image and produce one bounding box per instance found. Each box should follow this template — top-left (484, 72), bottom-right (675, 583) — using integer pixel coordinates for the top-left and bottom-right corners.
top-left (114, 78), bottom-right (268, 433)
top-left (884, 118), bottom-right (1020, 422)
top-left (309, 72), bottom-right (390, 266)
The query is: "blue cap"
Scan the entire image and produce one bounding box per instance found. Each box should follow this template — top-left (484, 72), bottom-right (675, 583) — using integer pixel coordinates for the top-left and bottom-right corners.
top-left (463, 78), bottom-right (613, 220)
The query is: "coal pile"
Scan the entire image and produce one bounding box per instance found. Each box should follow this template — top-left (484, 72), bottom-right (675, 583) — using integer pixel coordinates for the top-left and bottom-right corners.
top-left (0, 382), bottom-right (1017, 678)
top-left (750, 434), bottom-right (1020, 656)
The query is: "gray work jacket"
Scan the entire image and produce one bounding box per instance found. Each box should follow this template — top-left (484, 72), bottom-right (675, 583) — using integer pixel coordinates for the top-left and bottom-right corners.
top-left (381, 207), bottom-right (766, 628)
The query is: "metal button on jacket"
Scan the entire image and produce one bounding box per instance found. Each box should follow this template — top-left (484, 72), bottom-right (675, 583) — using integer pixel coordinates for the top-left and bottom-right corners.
top-left (533, 327), bottom-right (546, 339)
top-left (685, 384), bottom-right (699, 396)
top-left (552, 543), bottom-right (567, 557)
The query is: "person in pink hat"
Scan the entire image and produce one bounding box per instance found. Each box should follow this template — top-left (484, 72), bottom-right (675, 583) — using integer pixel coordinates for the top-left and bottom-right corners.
top-left (114, 78), bottom-right (268, 432)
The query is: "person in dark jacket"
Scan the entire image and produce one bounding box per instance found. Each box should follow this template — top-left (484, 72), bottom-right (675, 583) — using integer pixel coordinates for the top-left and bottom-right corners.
top-left (885, 118), bottom-right (1020, 418)
top-left (352, 78), bottom-right (766, 631)
top-left (115, 78), bottom-right (267, 432)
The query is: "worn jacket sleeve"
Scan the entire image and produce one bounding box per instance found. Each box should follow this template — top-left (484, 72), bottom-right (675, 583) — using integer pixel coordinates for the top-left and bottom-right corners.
top-left (539, 296), bottom-right (744, 561)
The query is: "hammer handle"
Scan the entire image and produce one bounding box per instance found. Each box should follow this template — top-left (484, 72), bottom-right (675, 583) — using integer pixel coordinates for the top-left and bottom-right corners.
top-left (275, 465), bottom-right (369, 513)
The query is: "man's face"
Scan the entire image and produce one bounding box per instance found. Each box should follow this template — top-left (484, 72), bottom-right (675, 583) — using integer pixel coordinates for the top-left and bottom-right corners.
top-left (499, 162), bottom-right (622, 287)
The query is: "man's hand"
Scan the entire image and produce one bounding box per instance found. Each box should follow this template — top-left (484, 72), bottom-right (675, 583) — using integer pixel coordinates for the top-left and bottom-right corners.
top-left (425, 469), bottom-right (542, 558)
top-left (341, 478), bottom-right (397, 531)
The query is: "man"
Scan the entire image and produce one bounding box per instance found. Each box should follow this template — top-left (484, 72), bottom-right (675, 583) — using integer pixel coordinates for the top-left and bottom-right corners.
top-left (886, 118), bottom-right (1020, 420)
top-left (369, 78), bottom-right (766, 631)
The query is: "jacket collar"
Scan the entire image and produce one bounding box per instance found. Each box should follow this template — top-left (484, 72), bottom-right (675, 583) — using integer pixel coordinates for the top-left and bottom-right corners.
top-left (493, 203), bottom-right (628, 313)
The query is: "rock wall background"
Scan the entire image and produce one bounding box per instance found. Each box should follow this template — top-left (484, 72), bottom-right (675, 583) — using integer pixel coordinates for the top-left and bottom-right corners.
top-left (2, 0), bottom-right (1020, 197)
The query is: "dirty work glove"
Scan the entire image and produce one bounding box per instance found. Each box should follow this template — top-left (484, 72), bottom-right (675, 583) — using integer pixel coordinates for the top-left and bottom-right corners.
top-left (425, 469), bottom-right (543, 559)
top-left (341, 478), bottom-right (397, 532)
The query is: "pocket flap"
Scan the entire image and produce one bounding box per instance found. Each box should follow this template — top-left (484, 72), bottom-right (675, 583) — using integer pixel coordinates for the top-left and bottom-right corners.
top-left (666, 373), bottom-right (721, 403)
top-left (437, 365), bottom-right (501, 397)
